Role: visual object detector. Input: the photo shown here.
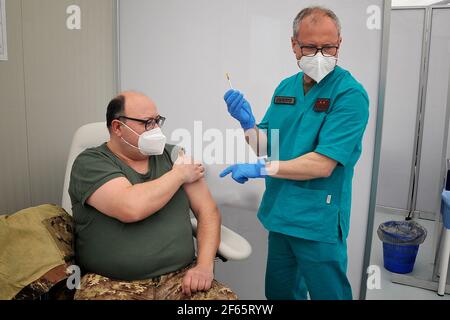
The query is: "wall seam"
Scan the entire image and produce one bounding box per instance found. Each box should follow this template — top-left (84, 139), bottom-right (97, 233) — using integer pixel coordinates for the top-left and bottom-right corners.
top-left (19, 0), bottom-right (33, 207)
top-left (360, 0), bottom-right (392, 300)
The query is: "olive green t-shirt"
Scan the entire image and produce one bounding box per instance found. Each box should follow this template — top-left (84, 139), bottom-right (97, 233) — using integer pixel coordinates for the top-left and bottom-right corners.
top-left (68, 143), bottom-right (195, 281)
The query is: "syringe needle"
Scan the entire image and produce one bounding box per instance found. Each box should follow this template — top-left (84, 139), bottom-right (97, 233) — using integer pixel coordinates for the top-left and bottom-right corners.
top-left (226, 73), bottom-right (234, 90)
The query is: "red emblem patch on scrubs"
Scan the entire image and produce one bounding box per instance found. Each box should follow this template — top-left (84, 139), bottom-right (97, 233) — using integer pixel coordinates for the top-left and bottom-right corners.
top-left (314, 99), bottom-right (331, 113)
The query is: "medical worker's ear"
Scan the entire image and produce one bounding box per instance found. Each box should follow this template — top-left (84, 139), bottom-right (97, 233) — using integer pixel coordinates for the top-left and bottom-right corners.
top-left (291, 37), bottom-right (297, 51)
top-left (291, 37), bottom-right (301, 58)
top-left (336, 37), bottom-right (343, 59)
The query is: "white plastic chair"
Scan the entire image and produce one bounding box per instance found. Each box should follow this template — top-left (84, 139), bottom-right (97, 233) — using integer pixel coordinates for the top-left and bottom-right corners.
top-left (61, 122), bottom-right (252, 262)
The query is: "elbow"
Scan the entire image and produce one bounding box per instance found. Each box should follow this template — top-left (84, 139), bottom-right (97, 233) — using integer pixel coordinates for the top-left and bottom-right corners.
top-left (214, 205), bottom-right (222, 229)
top-left (208, 203), bottom-right (222, 223)
top-left (320, 165), bottom-right (336, 179)
top-left (321, 169), bottom-right (332, 179)
top-left (116, 202), bottom-right (150, 224)
top-left (116, 210), bottom-right (140, 224)
top-left (119, 215), bottom-right (141, 224)
top-left (214, 204), bottom-right (222, 225)
top-left (212, 203), bottom-right (221, 219)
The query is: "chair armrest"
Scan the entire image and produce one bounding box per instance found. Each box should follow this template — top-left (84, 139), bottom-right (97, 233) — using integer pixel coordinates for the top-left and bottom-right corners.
top-left (190, 218), bottom-right (252, 262)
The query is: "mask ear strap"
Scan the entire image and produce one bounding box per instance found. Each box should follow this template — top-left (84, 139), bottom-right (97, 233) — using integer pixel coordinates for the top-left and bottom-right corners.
top-left (119, 121), bottom-right (140, 137)
top-left (117, 120), bottom-right (141, 150)
top-left (121, 137), bottom-right (140, 150)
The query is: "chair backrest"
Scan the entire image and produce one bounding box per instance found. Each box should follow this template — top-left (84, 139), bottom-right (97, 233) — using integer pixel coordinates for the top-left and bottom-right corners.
top-left (61, 122), bottom-right (110, 215)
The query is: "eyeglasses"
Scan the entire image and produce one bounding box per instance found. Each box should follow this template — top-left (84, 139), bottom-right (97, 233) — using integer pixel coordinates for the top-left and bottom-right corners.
top-left (117, 115), bottom-right (166, 131)
top-left (296, 41), bottom-right (339, 57)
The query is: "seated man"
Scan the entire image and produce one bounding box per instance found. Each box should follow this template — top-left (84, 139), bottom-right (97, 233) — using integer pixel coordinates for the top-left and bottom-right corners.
top-left (69, 91), bottom-right (237, 300)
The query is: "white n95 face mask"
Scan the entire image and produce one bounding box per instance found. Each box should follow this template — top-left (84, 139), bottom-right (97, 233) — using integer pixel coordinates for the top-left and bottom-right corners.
top-left (120, 122), bottom-right (167, 156)
top-left (298, 53), bottom-right (338, 84)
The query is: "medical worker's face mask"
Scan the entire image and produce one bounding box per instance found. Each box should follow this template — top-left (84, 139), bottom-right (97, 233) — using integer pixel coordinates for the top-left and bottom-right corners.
top-left (297, 52), bottom-right (338, 84)
top-left (119, 122), bottom-right (167, 156)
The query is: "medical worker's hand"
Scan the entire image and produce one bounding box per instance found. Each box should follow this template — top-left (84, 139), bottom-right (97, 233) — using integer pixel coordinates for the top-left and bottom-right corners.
top-left (224, 89), bottom-right (256, 131)
top-left (182, 264), bottom-right (214, 297)
top-left (219, 160), bottom-right (268, 184)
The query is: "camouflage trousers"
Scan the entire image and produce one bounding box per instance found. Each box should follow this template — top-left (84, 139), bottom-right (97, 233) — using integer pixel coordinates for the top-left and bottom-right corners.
top-left (74, 265), bottom-right (238, 300)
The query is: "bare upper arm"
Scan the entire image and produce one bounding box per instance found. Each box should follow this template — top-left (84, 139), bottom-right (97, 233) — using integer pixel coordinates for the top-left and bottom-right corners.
top-left (183, 178), bottom-right (218, 220)
top-left (86, 177), bottom-right (133, 222)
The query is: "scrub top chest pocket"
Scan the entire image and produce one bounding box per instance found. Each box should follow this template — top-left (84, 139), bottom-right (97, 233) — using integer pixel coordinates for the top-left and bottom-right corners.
top-left (295, 98), bottom-right (333, 151)
top-left (304, 98), bottom-right (332, 123)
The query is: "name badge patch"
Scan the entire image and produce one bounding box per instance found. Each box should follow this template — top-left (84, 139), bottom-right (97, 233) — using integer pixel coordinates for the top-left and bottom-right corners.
top-left (274, 96), bottom-right (296, 105)
top-left (314, 99), bottom-right (331, 112)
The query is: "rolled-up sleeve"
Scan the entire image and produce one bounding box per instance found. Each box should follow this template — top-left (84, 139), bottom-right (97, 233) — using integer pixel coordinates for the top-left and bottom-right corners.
top-left (69, 151), bottom-right (125, 206)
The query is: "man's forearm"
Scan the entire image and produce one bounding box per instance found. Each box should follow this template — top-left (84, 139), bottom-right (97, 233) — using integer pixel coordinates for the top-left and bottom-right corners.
top-left (266, 152), bottom-right (337, 181)
top-left (183, 177), bottom-right (221, 268)
top-left (123, 170), bottom-right (184, 221)
top-left (195, 206), bottom-right (221, 268)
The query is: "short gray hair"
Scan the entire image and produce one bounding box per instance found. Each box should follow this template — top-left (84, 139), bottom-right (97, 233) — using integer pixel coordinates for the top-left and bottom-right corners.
top-left (293, 6), bottom-right (341, 38)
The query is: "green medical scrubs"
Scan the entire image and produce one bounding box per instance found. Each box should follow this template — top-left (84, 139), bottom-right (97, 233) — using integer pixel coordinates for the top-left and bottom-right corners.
top-left (257, 66), bottom-right (369, 300)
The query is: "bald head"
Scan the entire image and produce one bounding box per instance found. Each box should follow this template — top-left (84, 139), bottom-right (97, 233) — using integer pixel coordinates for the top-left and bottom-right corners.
top-left (121, 91), bottom-right (156, 114)
top-left (106, 91), bottom-right (158, 131)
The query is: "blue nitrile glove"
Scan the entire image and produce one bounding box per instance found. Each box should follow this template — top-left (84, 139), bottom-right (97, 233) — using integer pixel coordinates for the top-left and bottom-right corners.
top-left (219, 159), bottom-right (268, 184)
top-left (224, 89), bottom-right (256, 131)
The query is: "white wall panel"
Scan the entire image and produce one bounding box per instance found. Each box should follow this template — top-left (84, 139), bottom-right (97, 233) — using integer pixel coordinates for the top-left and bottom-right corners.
top-left (416, 7), bottom-right (450, 215)
top-left (0, 0), bottom-right (31, 215)
top-left (377, 9), bottom-right (425, 211)
top-left (21, 0), bottom-right (116, 206)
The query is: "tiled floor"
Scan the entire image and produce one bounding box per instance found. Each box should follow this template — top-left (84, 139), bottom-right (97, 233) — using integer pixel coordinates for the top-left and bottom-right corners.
top-left (365, 211), bottom-right (450, 300)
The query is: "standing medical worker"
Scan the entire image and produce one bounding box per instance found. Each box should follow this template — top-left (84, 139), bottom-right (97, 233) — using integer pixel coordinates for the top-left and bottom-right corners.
top-left (220, 7), bottom-right (369, 300)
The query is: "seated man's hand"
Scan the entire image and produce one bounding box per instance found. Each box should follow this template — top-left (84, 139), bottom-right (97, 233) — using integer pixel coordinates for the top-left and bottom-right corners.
top-left (173, 151), bottom-right (205, 184)
top-left (182, 264), bottom-right (214, 297)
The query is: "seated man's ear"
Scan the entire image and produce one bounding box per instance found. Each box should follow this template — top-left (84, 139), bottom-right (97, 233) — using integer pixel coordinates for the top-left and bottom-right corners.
top-left (111, 120), bottom-right (123, 137)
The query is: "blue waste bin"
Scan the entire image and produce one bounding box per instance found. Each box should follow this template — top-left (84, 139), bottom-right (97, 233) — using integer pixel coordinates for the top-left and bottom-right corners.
top-left (377, 221), bottom-right (427, 274)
